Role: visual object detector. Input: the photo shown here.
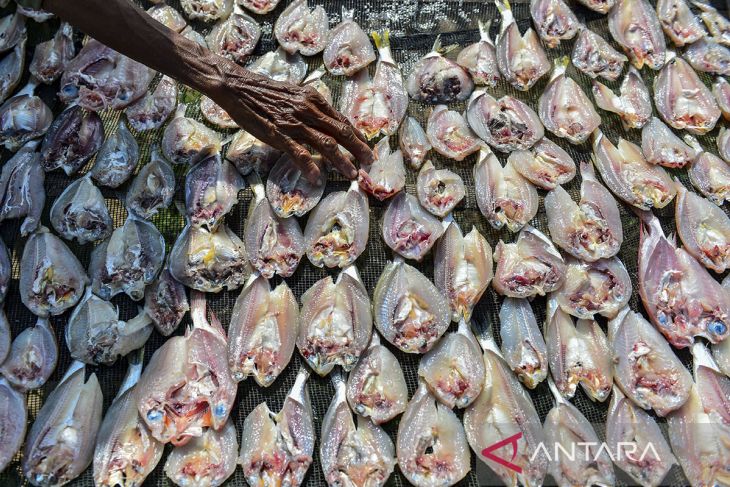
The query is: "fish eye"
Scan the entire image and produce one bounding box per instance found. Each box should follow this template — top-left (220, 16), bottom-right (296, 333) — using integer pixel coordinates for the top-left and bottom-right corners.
top-left (709, 321), bottom-right (728, 336)
top-left (214, 404), bottom-right (226, 417)
top-left (147, 409), bottom-right (163, 421)
top-left (61, 85), bottom-right (79, 97)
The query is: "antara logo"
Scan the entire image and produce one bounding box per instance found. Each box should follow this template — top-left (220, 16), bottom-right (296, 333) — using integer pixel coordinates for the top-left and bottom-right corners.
top-left (481, 432), bottom-right (523, 474)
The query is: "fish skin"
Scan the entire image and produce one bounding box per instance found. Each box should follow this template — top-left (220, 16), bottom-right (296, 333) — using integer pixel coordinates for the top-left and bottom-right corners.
top-left (51, 175), bottom-right (112, 245)
top-left (466, 89), bottom-right (544, 153)
top-left (164, 421), bottom-right (239, 487)
top-left (694, 0), bottom-right (730, 45)
top-left (321, 372), bottom-right (396, 487)
top-left (248, 47), bottom-right (308, 84)
top-left (346, 332), bottom-right (408, 424)
top-left (546, 297), bottom-right (612, 401)
top-left (609, 307), bottom-right (693, 415)
top-left (0, 309), bottom-right (9, 366)
top-left (238, 367), bottom-right (314, 487)
top-left (180, 0), bottom-right (233, 22)
top-left (373, 260), bottom-right (449, 354)
top-left (508, 137), bottom-right (576, 190)
top-left (399, 116), bottom-right (431, 169)
top-left (126, 143), bottom-right (176, 220)
top-left (144, 266), bottom-right (189, 337)
top-left (689, 150), bottom-right (730, 205)
top-left (274, 0), bottom-right (328, 55)
top-left (358, 136), bottom-right (406, 201)
top-left (90, 216), bottom-right (165, 301)
top-left (592, 66), bottom-right (652, 129)
top-left (228, 275), bottom-right (298, 386)
top-left (0, 238), bottom-right (9, 304)
top-left (456, 21), bottom-right (500, 87)
top-left (0, 84), bottom-right (52, 152)
top-left (382, 192), bottom-right (444, 261)
top-left (608, 0), bottom-right (666, 69)
top-left (23, 362), bottom-right (103, 487)
top-left (656, 0), bottom-right (706, 46)
top-left (20, 226), bottom-right (88, 318)
top-left (0, 377), bottom-right (26, 473)
top-left (406, 38), bottom-right (474, 104)
top-left (0, 12), bottom-right (26, 53)
top-left (684, 37), bottom-right (730, 75)
top-left (640, 116), bottom-right (699, 168)
top-left (227, 129), bottom-right (282, 177)
top-left (185, 148), bottom-right (244, 231)
top-left (495, 0), bottom-right (551, 91)
top-left (266, 154), bottom-right (325, 218)
top-left (493, 225), bottom-right (566, 298)
top-left (298, 268), bottom-right (372, 375)
top-left (571, 26), bottom-right (627, 80)
top-left (0, 141), bottom-right (45, 236)
top-left (499, 297), bottom-right (548, 389)
top-left (29, 23), bottom-right (74, 84)
top-left (125, 75), bottom-right (178, 132)
top-left (238, 0), bottom-right (280, 14)
top-left (530, 0), bottom-right (579, 48)
top-left (0, 34), bottom-right (25, 103)
top-left (60, 39), bottom-right (154, 111)
top-left (654, 56), bottom-right (720, 134)
top-left (169, 222), bottom-right (250, 293)
top-left (304, 185), bottom-right (369, 268)
top-left (637, 209), bottom-right (730, 348)
top-left (416, 161), bottom-right (465, 218)
top-left (473, 147), bottom-right (539, 233)
top-left (714, 77), bottom-right (730, 121)
top-left (206, 6), bottom-right (261, 64)
top-left (592, 130), bottom-right (676, 210)
top-left (147, 3), bottom-right (187, 32)
top-left (162, 104), bottom-right (222, 166)
top-left (91, 119), bottom-right (140, 188)
top-left (426, 105), bottom-right (481, 161)
top-left (324, 9), bottom-right (376, 76)
top-left (40, 105), bottom-right (105, 176)
top-left (397, 381), bottom-right (471, 487)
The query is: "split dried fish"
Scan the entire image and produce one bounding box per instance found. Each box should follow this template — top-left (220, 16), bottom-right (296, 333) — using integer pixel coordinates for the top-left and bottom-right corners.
top-left (238, 367), bottom-right (314, 487)
top-left (0, 81), bottom-right (52, 151)
top-left (374, 259), bottom-right (449, 354)
top-left (606, 386), bottom-right (677, 486)
top-left (340, 31), bottom-right (407, 140)
top-left (169, 221), bottom-right (250, 293)
top-left (126, 143), bottom-right (176, 219)
top-left (399, 117), bottom-right (431, 169)
top-left (466, 89), bottom-right (544, 153)
top-left (495, 0), bottom-right (550, 91)
top-left (426, 105), bottom-right (480, 161)
top-left (0, 12), bottom-right (25, 53)
top-left (23, 361), bottom-right (103, 487)
top-left (695, 0), bottom-right (730, 45)
top-left (556, 256), bottom-right (632, 319)
top-left (654, 54), bottom-right (720, 134)
top-left (0, 316), bottom-right (56, 391)
top-left (592, 129), bottom-right (675, 209)
top-left (244, 177), bottom-right (304, 278)
top-left (298, 266), bottom-right (372, 375)
top-left (60, 39), bottom-right (154, 111)
top-left (416, 161), bottom-right (465, 217)
top-left (546, 161), bottom-right (622, 261)
top-left (543, 379), bottom-right (616, 487)
top-left (248, 47), bottom-right (307, 84)
top-left (29, 23), bottom-right (74, 84)
top-left (685, 37), bottom-right (730, 75)
top-left (397, 380), bottom-right (471, 486)
top-left (546, 297), bottom-right (612, 401)
top-left (206, 4), bottom-right (261, 64)
top-left (40, 104), bottom-right (105, 175)
top-left (689, 148), bottom-right (730, 205)
top-left (125, 75), bottom-right (179, 132)
top-left (609, 307), bottom-right (693, 415)
top-left (656, 0), bottom-right (706, 46)
top-left (640, 116), bottom-right (699, 168)
top-left (637, 209), bottom-right (730, 348)
top-left (162, 104), bottom-right (222, 165)
top-left (720, 127), bottom-right (730, 163)
top-left (90, 119), bottom-right (139, 188)
top-left (238, 0), bottom-right (280, 14)
top-left (274, 0), bottom-right (328, 56)
top-left (538, 57), bottom-right (601, 144)
top-left (266, 153), bottom-right (325, 218)
top-left (509, 137), bottom-right (576, 190)
top-left (714, 76), bottom-right (730, 120)
top-left (592, 66), bottom-right (652, 129)
top-left (0, 238), bottom-right (8, 304)
top-left (493, 225), bottom-right (566, 298)
top-left (675, 179), bottom-right (730, 273)
top-left (324, 9), bottom-right (375, 76)
top-left (50, 175), bottom-right (112, 245)
top-left (473, 147), bottom-right (539, 233)
top-left (382, 191), bottom-right (444, 261)
top-left (180, 0), bottom-right (233, 22)
top-left (608, 0), bottom-right (666, 69)
top-left (0, 378), bottom-right (25, 473)
top-left (0, 34), bottom-right (25, 103)
top-left (302, 64), bottom-right (332, 103)
top-left (499, 297), bottom-right (548, 388)
top-left (576, 0), bottom-right (614, 14)
top-left (94, 353), bottom-right (163, 487)
top-left (0, 140), bottom-right (45, 236)
top-left (20, 226), bottom-right (88, 317)
top-left (358, 136), bottom-right (405, 201)
top-left (228, 275), bottom-right (298, 386)
top-left (321, 371), bottom-right (396, 487)
top-left (164, 422), bottom-right (238, 486)
top-left (406, 36), bottom-right (474, 104)
top-left (571, 25), bottom-right (627, 81)
top-left (456, 21), bottom-right (500, 87)
top-left (185, 148), bottom-right (243, 231)
top-left (200, 96), bottom-right (238, 129)
top-left (304, 182), bottom-right (368, 268)
top-left (346, 332), bottom-right (408, 424)
top-left (146, 266), bottom-right (188, 338)
top-left (530, 0), bottom-right (579, 48)
top-left (148, 3), bottom-right (187, 32)
top-left (227, 129), bottom-right (281, 176)
top-left (90, 216), bottom-right (165, 301)
top-left (137, 292), bottom-right (237, 445)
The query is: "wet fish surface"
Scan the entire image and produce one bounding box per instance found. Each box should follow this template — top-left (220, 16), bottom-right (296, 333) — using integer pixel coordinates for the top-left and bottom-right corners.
top-left (227, 129), bottom-right (281, 177)
top-left (499, 297), bottom-right (548, 388)
top-left (29, 22), bottom-right (74, 84)
top-left (656, 0), bottom-right (706, 46)
top-left (164, 421), bottom-right (238, 487)
top-left (162, 104), bottom-right (222, 165)
top-left (457, 21), bottom-right (500, 87)
top-left (324, 9), bottom-right (376, 76)
top-left (126, 143), bottom-right (176, 219)
top-left (407, 37), bottom-right (474, 104)
top-left (0, 81), bottom-right (53, 151)
top-left (0, 35), bottom-right (25, 104)
top-left (248, 47), bottom-right (308, 84)
top-left (358, 136), bottom-right (406, 201)
top-left (509, 137), bottom-right (576, 190)
top-left (416, 161), bottom-right (465, 217)
top-left (145, 265), bottom-right (189, 337)
top-left (40, 105), bottom-right (105, 175)
top-left (382, 191), bottom-right (444, 261)
top-left (592, 66), bottom-right (652, 129)
top-left (266, 153), bottom-right (325, 218)
top-left (274, 0), bottom-right (328, 56)
top-left (608, 0), bottom-right (666, 69)
top-left (50, 175), bottom-right (112, 245)
top-left (0, 140), bottom-right (45, 236)
top-left (180, 0), bottom-right (233, 22)
top-left (530, 0), bottom-right (579, 48)
top-left (206, 5), bottom-right (261, 64)
top-left (0, 316), bottom-right (57, 391)
top-left (90, 119), bottom-right (140, 188)
top-left (571, 26), bottom-right (627, 80)
top-left (125, 75), bottom-right (178, 132)
top-left (555, 256), bottom-right (632, 319)
top-left (0, 378), bottom-right (26, 473)
top-left (640, 116), bottom-right (698, 168)
top-left (426, 105), bottom-right (481, 161)
top-left (185, 148), bottom-right (244, 231)
top-left (399, 116), bottom-right (431, 169)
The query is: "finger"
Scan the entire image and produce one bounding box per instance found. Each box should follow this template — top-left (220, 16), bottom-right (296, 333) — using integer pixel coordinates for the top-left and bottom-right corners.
top-left (278, 132), bottom-right (322, 184)
top-left (306, 109), bottom-right (374, 168)
top-left (301, 127), bottom-right (358, 180)
top-left (312, 97), bottom-right (370, 146)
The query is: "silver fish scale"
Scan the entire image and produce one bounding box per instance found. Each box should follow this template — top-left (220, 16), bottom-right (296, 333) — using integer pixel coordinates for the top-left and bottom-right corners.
top-left (4, 0), bottom-right (725, 485)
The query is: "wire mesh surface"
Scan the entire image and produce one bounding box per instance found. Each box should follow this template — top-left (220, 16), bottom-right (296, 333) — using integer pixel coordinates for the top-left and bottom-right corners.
top-left (0, 0), bottom-right (726, 485)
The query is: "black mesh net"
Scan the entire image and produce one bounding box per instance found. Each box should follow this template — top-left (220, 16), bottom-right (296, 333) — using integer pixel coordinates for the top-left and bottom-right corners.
top-left (0, 0), bottom-right (724, 485)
